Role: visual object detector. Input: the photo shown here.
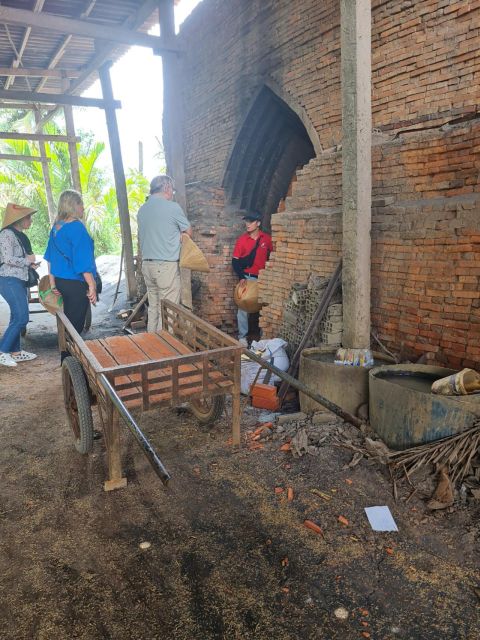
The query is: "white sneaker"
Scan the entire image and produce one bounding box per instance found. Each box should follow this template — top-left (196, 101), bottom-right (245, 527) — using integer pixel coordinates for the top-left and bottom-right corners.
top-left (12, 351), bottom-right (37, 362)
top-left (0, 352), bottom-right (17, 367)
top-left (238, 338), bottom-right (248, 347)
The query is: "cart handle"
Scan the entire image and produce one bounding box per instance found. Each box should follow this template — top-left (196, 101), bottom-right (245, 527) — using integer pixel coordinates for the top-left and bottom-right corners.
top-left (98, 374), bottom-right (171, 486)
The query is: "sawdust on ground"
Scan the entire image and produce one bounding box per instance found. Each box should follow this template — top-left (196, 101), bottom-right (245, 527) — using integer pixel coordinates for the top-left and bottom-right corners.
top-left (0, 279), bottom-right (479, 639)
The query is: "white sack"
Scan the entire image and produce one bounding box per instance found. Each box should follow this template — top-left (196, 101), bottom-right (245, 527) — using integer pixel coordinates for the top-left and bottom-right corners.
top-left (241, 338), bottom-right (289, 395)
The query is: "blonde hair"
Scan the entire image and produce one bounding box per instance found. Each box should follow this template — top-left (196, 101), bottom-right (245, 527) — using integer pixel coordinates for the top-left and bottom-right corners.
top-left (57, 189), bottom-right (83, 221)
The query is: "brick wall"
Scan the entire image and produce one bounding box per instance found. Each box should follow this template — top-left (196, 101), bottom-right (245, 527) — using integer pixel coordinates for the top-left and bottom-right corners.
top-left (178, 0), bottom-right (480, 368)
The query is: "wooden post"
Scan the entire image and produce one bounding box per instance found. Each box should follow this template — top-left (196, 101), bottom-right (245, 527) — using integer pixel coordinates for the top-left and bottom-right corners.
top-left (64, 105), bottom-right (82, 193)
top-left (232, 350), bottom-right (242, 446)
top-left (158, 0), bottom-right (192, 309)
top-left (34, 109), bottom-right (56, 224)
top-left (340, 0), bottom-right (372, 349)
top-left (61, 76), bottom-right (82, 194)
top-left (98, 62), bottom-right (137, 300)
top-left (104, 400), bottom-right (127, 491)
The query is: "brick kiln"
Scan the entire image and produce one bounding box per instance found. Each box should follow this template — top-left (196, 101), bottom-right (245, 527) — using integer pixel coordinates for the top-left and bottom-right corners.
top-left (175, 0), bottom-right (479, 369)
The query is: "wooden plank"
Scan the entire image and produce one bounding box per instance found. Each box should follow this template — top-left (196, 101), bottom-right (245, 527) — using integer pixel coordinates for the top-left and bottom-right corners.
top-left (103, 402), bottom-right (127, 491)
top-left (101, 335), bottom-right (148, 365)
top-left (99, 345), bottom-right (239, 377)
top-left (0, 89), bottom-right (121, 109)
top-left (98, 337), bottom-right (145, 402)
top-left (156, 331), bottom-right (192, 356)
top-left (86, 339), bottom-right (141, 403)
top-left (129, 332), bottom-right (181, 359)
top-left (0, 67), bottom-right (80, 78)
top-left (0, 132), bottom-right (79, 142)
top-left (0, 153), bottom-right (50, 162)
top-left (0, 102), bottom-right (54, 110)
top-left (0, 6), bottom-right (180, 53)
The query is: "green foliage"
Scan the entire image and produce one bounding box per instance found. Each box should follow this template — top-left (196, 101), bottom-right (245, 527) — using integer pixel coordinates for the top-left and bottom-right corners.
top-left (0, 113), bottom-right (150, 257)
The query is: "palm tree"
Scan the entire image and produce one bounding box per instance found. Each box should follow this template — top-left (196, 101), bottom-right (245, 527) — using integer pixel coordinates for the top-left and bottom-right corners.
top-left (0, 113), bottom-right (151, 256)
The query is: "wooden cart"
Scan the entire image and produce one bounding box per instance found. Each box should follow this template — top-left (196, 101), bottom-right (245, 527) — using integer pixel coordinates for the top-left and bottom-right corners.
top-left (58, 300), bottom-right (242, 491)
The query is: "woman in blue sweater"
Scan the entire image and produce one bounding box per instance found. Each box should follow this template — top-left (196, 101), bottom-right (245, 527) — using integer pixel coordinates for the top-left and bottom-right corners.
top-left (44, 190), bottom-right (98, 337)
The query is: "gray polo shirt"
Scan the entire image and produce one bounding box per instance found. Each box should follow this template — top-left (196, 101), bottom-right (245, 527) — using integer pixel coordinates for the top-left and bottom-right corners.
top-left (137, 195), bottom-right (190, 261)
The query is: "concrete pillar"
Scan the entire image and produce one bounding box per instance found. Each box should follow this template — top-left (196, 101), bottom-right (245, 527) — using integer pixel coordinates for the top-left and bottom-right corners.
top-left (341, 0), bottom-right (372, 349)
top-left (158, 0), bottom-right (192, 309)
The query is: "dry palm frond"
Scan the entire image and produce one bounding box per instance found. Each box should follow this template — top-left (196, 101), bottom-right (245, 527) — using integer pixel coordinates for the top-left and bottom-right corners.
top-left (388, 423), bottom-right (480, 484)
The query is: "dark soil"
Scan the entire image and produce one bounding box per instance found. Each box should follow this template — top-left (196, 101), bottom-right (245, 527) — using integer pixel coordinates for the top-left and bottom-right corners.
top-left (0, 311), bottom-right (479, 639)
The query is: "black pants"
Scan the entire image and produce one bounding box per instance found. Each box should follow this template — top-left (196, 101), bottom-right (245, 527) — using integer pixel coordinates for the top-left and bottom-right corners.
top-left (55, 277), bottom-right (89, 335)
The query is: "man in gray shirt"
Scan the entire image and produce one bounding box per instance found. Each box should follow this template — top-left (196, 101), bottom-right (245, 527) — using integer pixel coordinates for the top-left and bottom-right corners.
top-left (138, 175), bottom-right (191, 332)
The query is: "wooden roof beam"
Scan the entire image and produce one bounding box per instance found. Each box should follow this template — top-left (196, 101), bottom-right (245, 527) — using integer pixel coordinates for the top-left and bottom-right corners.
top-left (0, 6), bottom-right (179, 53)
top-left (4, 0), bottom-right (46, 90)
top-left (35, 1), bottom-right (98, 93)
top-left (0, 132), bottom-right (80, 143)
top-left (0, 89), bottom-right (120, 109)
top-left (0, 153), bottom-right (50, 162)
top-left (0, 102), bottom-right (54, 110)
top-left (0, 67), bottom-right (80, 78)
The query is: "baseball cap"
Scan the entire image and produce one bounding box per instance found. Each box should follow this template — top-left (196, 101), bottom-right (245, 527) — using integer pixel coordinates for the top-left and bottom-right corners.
top-left (242, 212), bottom-right (262, 222)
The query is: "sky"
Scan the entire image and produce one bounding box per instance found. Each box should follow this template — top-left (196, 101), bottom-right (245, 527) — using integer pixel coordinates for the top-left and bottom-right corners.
top-left (73, 0), bottom-right (202, 180)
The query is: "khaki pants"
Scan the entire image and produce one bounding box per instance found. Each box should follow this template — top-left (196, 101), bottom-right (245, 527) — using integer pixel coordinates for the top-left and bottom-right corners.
top-left (142, 261), bottom-right (181, 332)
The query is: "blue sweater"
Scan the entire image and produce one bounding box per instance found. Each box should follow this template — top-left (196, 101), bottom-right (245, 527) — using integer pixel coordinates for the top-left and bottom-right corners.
top-left (44, 220), bottom-right (97, 281)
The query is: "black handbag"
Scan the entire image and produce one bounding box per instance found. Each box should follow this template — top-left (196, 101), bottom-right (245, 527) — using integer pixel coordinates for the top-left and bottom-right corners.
top-left (94, 273), bottom-right (103, 294)
top-left (27, 266), bottom-right (40, 288)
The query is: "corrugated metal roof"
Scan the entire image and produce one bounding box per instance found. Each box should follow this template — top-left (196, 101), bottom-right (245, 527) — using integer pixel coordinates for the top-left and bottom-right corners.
top-left (0, 0), bottom-right (161, 98)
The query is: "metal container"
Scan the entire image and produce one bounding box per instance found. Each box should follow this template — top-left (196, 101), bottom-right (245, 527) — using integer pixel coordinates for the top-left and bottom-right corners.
top-left (369, 365), bottom-right (480, 450)
top-left (299, 348), bottom-right (394, 416)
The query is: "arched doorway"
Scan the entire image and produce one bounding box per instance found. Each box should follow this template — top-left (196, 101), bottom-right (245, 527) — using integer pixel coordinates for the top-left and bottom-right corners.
top-left (223, 85), bottom-right (316, 232)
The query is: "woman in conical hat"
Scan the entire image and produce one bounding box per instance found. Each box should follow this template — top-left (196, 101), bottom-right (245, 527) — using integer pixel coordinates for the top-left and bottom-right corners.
top-left (0, 203), bottom-right (39, 367)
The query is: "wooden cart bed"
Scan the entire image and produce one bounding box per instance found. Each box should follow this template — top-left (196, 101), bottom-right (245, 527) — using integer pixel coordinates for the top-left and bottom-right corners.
top-left (85, 331), bottom-right (232, 409)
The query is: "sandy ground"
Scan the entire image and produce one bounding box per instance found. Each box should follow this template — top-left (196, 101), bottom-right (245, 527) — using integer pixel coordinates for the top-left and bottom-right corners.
top-left (0, 259), bottom-right (479, 639)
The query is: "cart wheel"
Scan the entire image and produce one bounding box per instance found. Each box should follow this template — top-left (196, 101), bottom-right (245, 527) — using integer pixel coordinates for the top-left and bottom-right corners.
top-left (83, 303), bottom-right (92, 332)
top-left (62, 356), bottom-right (94, 454)
top-left (189, 396), bottom-right (225, 426)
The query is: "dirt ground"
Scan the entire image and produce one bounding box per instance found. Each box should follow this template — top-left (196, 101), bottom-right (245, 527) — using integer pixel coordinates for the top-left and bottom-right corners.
top-left (0, 270), bottom-right (479, 639)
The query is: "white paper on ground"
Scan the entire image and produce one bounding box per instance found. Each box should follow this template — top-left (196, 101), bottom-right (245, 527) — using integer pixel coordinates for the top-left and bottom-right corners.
top-left (364, 506), bottom-right (398, 532)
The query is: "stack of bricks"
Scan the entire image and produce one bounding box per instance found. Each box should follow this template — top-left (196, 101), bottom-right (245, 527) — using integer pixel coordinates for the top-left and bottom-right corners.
top-left (279, 277), bottom-right (343, 357)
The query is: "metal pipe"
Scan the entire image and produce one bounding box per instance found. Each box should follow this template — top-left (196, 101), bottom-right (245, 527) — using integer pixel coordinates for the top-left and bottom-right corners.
top-left (244, 349), bottom-right (364, 429)
top-left (98, 374), bottom-right (171, 486)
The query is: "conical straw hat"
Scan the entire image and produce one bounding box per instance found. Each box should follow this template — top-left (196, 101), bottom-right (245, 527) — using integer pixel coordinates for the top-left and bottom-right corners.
top-left (1, 203), bottom-right (37, 230)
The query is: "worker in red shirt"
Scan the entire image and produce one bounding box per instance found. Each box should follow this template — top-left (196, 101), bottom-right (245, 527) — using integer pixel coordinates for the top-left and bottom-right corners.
top-left (232, 212), bottom-right (273, 346)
